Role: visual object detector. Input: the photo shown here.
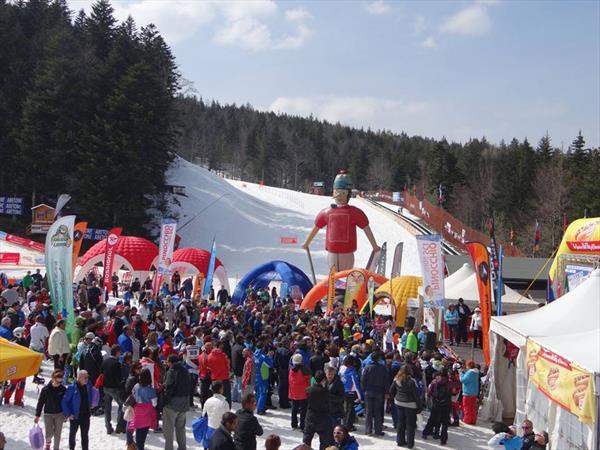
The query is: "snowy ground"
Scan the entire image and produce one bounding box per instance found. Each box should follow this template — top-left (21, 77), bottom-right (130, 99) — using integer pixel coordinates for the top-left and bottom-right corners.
top-left (0, 361), bottom-right (494, 450)
top-left (168, 157), bottom-right (421, 283)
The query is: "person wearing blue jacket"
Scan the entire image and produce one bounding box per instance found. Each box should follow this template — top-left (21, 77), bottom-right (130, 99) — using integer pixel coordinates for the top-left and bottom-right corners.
top-left (118, 326), bottom-right (134, 354)
top-left (253, 344), bottom-right (273, 415)
top-left (444, 305), bottom-right (460, 346)
top-left (459, 361), bottom-right (480, 424)
top-left (339, 356), bottom-right (363, 431)
top-left (62, 370), bottom-right (95, 450)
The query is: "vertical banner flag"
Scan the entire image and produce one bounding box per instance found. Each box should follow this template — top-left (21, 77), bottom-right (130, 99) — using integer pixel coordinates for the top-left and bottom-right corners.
top-left (391, 242), bottom-right (404, 277)
top-left (326, 264), bottom-right (337, 313)
top-left (72, 221), bottom-right (88, 272)
top-left (533, 219), bottom-right (541, 256)
top-left (153, 218), bottom-right (178, 294)
top-left (344, 270), bottom-right (366, 309)
top-left (203, 237), bottom-right (217, 298)
top-left (376, 242), bottom-right (387, 276)
top-left (53, 194), bottom-right (72, 219)
top-left (45, 216), bottom-right (76, 335)
top-left (367, 276), bottom-right (375, 315)
top-left (102, 227), bottom-right (123, 301)
top-left (416, 235), bottom-right (445, 308)
top-left (497, 245), bottom-right (504, 316)
top-left (465, 242), bottom-right (492, 365)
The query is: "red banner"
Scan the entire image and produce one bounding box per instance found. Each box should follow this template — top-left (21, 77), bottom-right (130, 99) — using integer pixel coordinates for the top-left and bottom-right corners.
top-left (72, 222), bottom-right (88, 272)
top-left (566, 241), bottom-right (600, 252)
top-left (0, 252), bottom-right (20, 264)
top-left (280, 236), bottom-right (298, 245)
top-left (102, 227), bottom-right (122, 300)
top-left (465, 241), bottom-right (492, 365)
top-left (1, 232), bottom-right (45, 252)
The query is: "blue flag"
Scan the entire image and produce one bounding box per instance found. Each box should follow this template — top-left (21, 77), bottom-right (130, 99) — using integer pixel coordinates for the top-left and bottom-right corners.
top-left (203, 238), bottom-right (217, 298)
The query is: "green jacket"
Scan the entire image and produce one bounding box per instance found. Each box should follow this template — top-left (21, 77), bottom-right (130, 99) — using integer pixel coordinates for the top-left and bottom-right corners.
top-left (406, 331), bottom-right (418, 353)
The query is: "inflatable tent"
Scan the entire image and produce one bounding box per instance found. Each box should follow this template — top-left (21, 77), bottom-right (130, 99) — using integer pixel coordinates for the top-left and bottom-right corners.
top-left (232, 261), bottom-right (313, 305)
top-left (74, 236), bottom-right (158, 283)
top-left (170, 247), bottom-right (229, 292)
top-left (300, 269), bottom-right (387, 311)
top-left (482, 270), bottom-right (600, 450)
top-left (365, 275), bottom-right (423, 326)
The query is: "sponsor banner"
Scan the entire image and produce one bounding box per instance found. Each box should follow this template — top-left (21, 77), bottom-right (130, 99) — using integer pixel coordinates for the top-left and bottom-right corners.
top-left (102, 228), bottom-right (123, 300)
top-left (367, 276), bottom-right (375, 314)
top-left (565, 264), bottom-right (595, 291)
top-left (465, 242), bottom-right (492, 365)
top-left (280, 236), bottom-right (298, 245)
top-left (0, 253), bottom-right (20, 264)
top-left (326, 265), bottom-right (336, 313)
top-left (202, 238), bottom-right (217, 297)
top-left (566, 241), bottom-right (600, 252)
top-left (0, 197), bottom-right (24, 215)
top-left (526, 339), bottom-right (595, 423)
top-left (72, 222), bottom-right (87, 272)
top-left (343, 270), bottom-right (366, 309)
top-left (392, 192), bottom-right (402, 203)
top-left (152, 219), bottom-right (178, 294)
top-left (0, 231), bottom-right (45, 252)
top-left (83, 228), bottom-right (109, 241)
top-left (416, 235), bottom-right (445, 309)
top-left (45, 216), bottom-right (75, 334)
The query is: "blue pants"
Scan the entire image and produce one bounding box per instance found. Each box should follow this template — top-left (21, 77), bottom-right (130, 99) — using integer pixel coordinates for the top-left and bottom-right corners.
top-left (256, 382), bottom-right (267, 413)
top-left (232, 376), bottom-right (242, 403)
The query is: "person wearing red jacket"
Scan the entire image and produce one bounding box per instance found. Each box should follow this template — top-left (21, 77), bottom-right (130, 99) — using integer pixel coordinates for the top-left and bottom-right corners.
top-left (288, 353), bottom-right (311, 430)
top-left (198, 342), bottom-right (213, 407)
top-left (208, 340), bottom-right (232, 406)
top-left (140, 347), bottom-right (161, 389)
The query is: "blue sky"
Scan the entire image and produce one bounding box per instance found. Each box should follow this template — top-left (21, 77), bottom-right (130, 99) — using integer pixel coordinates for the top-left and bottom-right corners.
top-left (71, 0), bottom-right (600, 148)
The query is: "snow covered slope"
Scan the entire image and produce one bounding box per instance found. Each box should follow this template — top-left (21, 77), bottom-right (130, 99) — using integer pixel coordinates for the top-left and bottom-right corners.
top-left (167, 157), bottom-right (420, 283)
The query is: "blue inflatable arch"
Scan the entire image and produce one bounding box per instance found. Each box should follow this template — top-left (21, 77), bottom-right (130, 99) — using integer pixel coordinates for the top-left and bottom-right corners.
top-left (231, 260), bottom-right (313, 305)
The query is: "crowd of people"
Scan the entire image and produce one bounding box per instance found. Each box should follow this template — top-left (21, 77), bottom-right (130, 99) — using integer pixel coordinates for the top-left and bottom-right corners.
top-left (0, 269), bottom-right (549, 450)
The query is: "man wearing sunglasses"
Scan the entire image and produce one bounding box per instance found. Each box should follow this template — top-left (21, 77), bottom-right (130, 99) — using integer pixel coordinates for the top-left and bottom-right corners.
top-left (521, 420), bottom-right (536, 450)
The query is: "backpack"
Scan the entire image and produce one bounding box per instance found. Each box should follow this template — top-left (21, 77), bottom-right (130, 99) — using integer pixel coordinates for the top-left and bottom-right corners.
top-left (432, 381), bottom-right (451, 406)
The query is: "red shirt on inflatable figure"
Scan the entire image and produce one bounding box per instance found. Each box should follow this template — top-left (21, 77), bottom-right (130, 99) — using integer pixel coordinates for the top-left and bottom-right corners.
top-left (303, 170), bottom-right (379, 271)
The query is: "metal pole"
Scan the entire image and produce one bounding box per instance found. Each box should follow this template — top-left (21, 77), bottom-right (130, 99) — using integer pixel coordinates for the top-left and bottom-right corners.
top-left (306, 247), bottom-right (317, 285)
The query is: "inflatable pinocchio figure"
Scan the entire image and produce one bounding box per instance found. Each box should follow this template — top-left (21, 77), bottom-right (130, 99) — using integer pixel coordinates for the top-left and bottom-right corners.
top-left (302, 170), bottom-right (379, 271)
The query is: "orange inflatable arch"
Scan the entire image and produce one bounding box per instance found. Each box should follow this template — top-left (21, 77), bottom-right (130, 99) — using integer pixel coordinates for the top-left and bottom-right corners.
top-left (299, 269), bottom-right (388, 311)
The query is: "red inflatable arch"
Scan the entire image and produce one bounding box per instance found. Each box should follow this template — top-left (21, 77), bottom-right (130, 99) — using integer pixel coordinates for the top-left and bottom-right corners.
top-left (300, 269), bottom-right (388, 311)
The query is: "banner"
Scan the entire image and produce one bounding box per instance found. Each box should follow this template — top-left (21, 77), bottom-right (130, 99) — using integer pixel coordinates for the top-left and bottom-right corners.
top-left (526, 339), bottom-right (595, 423)
top-left (0, 231), bottom-right (45, 252)
top-left (343, 270), bottom-right (365, 309)
top-left (45, 216), bottom-right (75, 334)
top-left (53, 194), bottom-right (71, 219)
top-left (496, 245), bottom-right (504, 316)
top-left (0, 253), bottom-right (20, 264)
top-left (465, 241), bottom-right (492, 365)
top-left (152, 218), bottom-right (177, 294)
top-left (367, 276), bottom-right (375, 314)
top-left (83, 228), bottom-right (108, 241)
top-left (416, 235), bottom-right (445, 309)
top-left (326, 264), bottom-right (336, 313)
top-left (202, 237), bottom-right (217, 298)
top-left (0, 197), bottom-right (24, 215)
top-left (102, 227), bottom-right (122, 301)
top-left (72, 222), bottom-right (87, 272)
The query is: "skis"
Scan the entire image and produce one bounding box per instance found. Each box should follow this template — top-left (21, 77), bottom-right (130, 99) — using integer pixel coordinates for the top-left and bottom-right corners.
top-left (391, 242), bottom-right (404, 277)
top-left (306, 247), bottom-right (317, 284)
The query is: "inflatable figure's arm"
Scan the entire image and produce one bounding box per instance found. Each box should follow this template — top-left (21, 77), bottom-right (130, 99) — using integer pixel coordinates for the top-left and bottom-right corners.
top-left (302, 225), bottom-right (320, 250)
top-left (363, 225), bottom-right (380, 252)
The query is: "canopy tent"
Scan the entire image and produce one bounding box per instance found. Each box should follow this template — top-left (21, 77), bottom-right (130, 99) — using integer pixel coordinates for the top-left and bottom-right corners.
top-left (232, 261), bottom-right (313, 305)
top-left (170, 247), bottom-right (229, 292)
top-left (300, 269), bottom-right (388, 311)
top-left (444, 263), bottom-right (474, 290)
top-left (365, 275), bottom-right (423, 326)
top-left (483, 270), bottom-right (600, 450)
top-left (74, 236), bottom-right (158, 283)
top-left (0, 337), bottom-right (43, 382)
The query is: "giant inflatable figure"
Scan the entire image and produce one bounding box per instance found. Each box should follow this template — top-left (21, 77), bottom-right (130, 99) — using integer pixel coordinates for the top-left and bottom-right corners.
top-left (302, 170), bottom-right (379, 271)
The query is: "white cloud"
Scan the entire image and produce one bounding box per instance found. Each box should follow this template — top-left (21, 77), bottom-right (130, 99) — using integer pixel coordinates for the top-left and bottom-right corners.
top-left (364, 1), bottom-right (391, 16)
top-left (268, 95), bottom-right (430, 129)
top-left (285, 8), bottom-right (313, 22)
top-left (421, 36), bottom-right (437, 49)
top-left (440, 4), bottom-right (492, 36)
top-left (413, 15), bottom-right (426, 35)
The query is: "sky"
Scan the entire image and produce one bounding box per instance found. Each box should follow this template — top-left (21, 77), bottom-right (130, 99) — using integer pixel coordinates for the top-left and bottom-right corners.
top-left (70, 0), bottom-right (600, 148)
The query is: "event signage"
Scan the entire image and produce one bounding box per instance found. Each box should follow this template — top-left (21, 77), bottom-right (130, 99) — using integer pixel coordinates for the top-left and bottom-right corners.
top-left (416, 234), bottom-right (445, 309)
top-left (526, 340), bottom-right (595, 423)
top-left (72, 222), bottom-right (88, 272)
top-left (0, 253), bottom-right (20, 264)
top-left (0, 231), bottom-right (45, 252)
top-left (0, 197), bottom-right (24, 215)
top-left (202, 237), bottom-right (217, 298)
top-left (367, 276), bottom-right (375, 314)
top-left (102, 227), bottom-right (123, 300)
top-left (153, 219), bottom-right (178, 294)
top-left (83, 228), bottom-right (109, 241)
top-left (465, 241), bottom-right (492, 365)
top-left (45, 215), bottom-right (75, 334)
top-left (343, 270), bottom-right (366, 309)
top-left (326, 265), bottom-right (336, 313)
top-left (280, 236), bottom-right (298, 245)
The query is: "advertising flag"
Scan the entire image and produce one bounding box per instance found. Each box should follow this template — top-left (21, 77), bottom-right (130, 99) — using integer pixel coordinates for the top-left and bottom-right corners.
top-left (496, 245), bottom-right (504, 316)
top-left (343, 270), bottom-right (366, 309)
top-left (533, 219), bottom-right (541, 255)
top-left (416, 234), bottom-right (445, 309)
top-left (202, 238), bottom-right (217, 298)
top-left (102, 227), bottom-right (122, 301)
top-left (465, 241), bottom-right (492, 365)
top-left (367, 276), bottom-right (375, 315)
top-left (152, 218), bottom-right (178, 294)
top-left (45, 216), bottom-right (76, 334)
top-left (72, 221), bottom-right (87, 272)
top-left (326, 265), bottom-right (337, 313)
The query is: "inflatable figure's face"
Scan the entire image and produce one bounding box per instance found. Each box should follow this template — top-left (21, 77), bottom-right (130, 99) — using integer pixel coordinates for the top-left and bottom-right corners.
top-left (333, 188), bottom-right (350, 206)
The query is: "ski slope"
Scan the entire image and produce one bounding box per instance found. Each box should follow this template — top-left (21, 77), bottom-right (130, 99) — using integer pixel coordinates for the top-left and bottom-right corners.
top-left (167, 157), bottom-right (420, 284)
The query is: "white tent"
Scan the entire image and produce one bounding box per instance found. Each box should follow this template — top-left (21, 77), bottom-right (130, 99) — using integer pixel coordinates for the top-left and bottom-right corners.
top-left (444, 263), bottom-right (474, 290)
top-left (483, 270), bottom-right (600, 450)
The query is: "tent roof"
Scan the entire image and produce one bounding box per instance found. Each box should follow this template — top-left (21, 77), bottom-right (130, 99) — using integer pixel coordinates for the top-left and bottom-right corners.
top-left (445, 273), bottom-right (539, 308)
top-left (172, 247), bottom-right (223, 274)
top-left (0, 337), bottom-right (43, 381)
top-left (531, 329), bottom-right (600, 375)
top-left (444, 263), bottom-right (474, 290)
top-left (490, 269), bottom-right (600, 348)
top-left (78, 236), bottom-right (158, 271)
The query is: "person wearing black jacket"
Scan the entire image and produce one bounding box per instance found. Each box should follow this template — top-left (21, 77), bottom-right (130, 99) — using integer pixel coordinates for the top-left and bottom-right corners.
top-left (209, 412), bottom-right (238, 450)
top-left (234, 393), bottom-right (263, 450)
top-left (35, 369), bottom-right (66, 450)
top-left (325, 365), bottom-right (344, 425)
top-left (361, 350), bottom-right (388, 436)
top-left (163, 355), bottom-right (191, 450)
top-left (273, 340), bottom-right (291, 408)
top-left (124, 361), bottom-right (142, 449)
top-left (423, 369), bottom-right (452, 445)
top-left (389, 366), bottom-right (420, 449)
top-left (456, 298), bottom-right (471, 345)
top-left (302, 371), bottom-right (333, 450)
top-left (83, 338), bottom-right (103, 386)
top-left (102, 344), bottom-right (126, 434)
top-left (231, 337), bottom-right (245, 403)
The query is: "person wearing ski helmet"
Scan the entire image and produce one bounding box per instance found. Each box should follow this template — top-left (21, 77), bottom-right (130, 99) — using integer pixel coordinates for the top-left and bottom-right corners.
top-left (303, 170), bottom-right (379, 271)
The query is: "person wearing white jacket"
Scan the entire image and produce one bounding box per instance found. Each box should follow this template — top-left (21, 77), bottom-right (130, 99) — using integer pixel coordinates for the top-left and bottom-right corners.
top-left (469, 307), bottom-right (483, 349)
top-left (202, 380), bottom-right (230, 445)
top-left (48, 320), bottom-right (70, 370)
